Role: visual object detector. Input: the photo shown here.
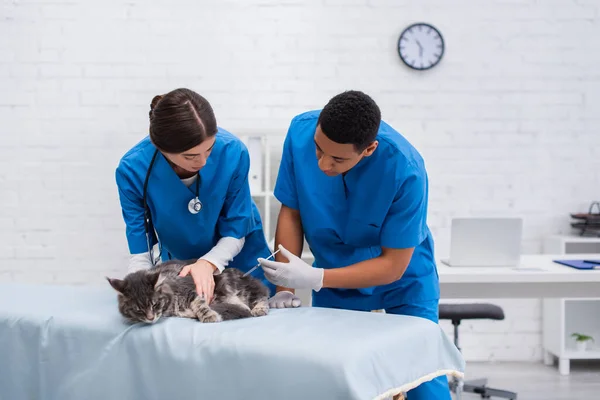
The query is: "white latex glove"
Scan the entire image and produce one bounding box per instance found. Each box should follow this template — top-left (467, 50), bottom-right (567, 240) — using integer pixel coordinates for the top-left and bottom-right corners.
top-left (269, 290), bottom-right (302, 308)
top-left (258, 244), bottom-right (324, 291)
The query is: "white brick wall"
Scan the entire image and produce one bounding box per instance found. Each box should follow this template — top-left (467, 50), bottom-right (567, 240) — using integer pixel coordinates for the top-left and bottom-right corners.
top-left (2, 0), bottom-right (600, 362)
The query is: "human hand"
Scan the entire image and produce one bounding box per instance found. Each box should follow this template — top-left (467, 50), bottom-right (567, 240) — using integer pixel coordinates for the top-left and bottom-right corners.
top-left (179, 259), bottom-right (217, 302)
top-left (258, 244), bottom-right (324, 291)
top-left (269, 290), bottom-right (302, 308)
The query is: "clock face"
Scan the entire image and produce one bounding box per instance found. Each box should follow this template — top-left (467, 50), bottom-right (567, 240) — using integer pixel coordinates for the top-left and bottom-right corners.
top-left (397, 23), bottom-right (444, 70)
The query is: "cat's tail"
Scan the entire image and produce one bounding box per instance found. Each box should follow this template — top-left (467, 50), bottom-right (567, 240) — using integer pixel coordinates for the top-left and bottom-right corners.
top-left (210, 303), bottom-right (252, 321)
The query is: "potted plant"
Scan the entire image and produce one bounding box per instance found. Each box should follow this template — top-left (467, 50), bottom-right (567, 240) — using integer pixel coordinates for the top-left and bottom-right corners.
top-left (571, 333), bottom-right (594, 351)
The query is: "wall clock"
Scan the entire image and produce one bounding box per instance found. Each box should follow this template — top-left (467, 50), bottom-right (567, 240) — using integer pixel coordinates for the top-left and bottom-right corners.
top-left (397, 23), bottom-right (445, 70)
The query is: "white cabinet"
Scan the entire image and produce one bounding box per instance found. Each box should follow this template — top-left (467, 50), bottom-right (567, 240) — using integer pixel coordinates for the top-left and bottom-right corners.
top-left (239, 134), bottom-right (278, 244)
top-left (544, 235), bottom-right (600, 255)
top-left (542, 235), bottom-right (600, 375)
top-left (240, 134), bottom-right (315, 306)
top-left (240, 133), bottom-right (314, 262)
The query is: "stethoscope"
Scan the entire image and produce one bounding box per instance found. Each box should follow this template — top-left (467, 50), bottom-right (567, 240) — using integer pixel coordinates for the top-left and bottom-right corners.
top-left (143, 149), bottom-right (202, 265)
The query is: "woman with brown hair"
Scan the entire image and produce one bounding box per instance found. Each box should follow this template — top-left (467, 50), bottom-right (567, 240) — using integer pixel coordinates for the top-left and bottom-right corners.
top-left (115, 88), bottom-right (274, 301)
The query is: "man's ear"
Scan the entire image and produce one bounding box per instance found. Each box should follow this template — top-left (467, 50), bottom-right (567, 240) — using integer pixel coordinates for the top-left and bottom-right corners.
top-left (106, 277), bottom-right (126, 294)
top-left (363, 140), bottom-right (378, 157)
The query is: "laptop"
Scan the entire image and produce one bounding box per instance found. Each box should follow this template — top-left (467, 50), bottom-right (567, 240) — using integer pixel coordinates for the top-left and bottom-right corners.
top-left (440, 217), bottom-right (523, 267)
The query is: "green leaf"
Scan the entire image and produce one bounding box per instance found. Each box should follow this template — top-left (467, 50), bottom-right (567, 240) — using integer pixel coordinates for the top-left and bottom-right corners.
top-left (571, 333), bottom-right (594, 342)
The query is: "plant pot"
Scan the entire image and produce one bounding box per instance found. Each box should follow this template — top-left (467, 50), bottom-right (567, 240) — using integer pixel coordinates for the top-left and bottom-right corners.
top-left (576, 341), bottom-right (589, 352)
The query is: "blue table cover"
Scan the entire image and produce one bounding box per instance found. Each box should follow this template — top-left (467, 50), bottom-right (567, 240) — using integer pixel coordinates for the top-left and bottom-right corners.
top-left (0, 283), bottom-right (464, 400)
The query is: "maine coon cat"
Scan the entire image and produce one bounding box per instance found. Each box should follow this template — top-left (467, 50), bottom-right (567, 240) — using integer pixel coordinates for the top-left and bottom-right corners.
top-left (106, 259), bottom-right (270, 324)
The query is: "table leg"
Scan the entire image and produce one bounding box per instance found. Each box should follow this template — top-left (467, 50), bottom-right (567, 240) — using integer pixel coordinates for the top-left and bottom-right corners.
top-left (559, 357), bottom-right (570, 375)
top-left (543, 350), bottom-right (554, 366)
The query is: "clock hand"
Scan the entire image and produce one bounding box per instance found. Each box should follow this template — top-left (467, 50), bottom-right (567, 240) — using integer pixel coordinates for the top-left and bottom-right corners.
top-left (415, 40), bottom-right (423, 58)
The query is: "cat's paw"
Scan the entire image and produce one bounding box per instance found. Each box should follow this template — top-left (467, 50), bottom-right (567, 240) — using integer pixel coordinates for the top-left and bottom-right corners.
top-left (199, 310), bottom-right (222, 323)
top-left (251, 301), bottom-right (269, 317)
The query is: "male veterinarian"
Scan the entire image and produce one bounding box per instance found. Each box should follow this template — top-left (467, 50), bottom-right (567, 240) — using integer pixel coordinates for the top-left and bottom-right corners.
top-left (258, 90), bottom-right (450, 400)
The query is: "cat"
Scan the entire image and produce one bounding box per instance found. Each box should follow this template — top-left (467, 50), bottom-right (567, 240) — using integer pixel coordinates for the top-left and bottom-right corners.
top-left (106, 259), bottom-right (270, 324)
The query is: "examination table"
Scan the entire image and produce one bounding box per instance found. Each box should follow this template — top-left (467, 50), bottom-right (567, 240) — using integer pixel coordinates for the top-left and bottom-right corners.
top-left (0, 283), bottom-right (464, 400)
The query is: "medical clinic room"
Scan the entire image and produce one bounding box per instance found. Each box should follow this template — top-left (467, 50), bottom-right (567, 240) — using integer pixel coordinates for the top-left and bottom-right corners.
top-left (2, 0), bottom-right (600, 399)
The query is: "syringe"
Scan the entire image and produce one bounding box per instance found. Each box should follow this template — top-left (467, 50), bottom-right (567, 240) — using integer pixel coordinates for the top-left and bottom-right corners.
top-left (242, 248), bottom-right (281, 277)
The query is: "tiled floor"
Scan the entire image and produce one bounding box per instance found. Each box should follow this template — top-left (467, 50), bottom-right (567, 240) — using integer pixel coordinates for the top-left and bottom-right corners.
top-left (453, 360), bottom-right (600, 400)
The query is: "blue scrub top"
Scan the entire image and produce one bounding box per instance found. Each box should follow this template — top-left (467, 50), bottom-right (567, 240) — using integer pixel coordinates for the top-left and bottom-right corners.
top-left (115, 128), bottom-right (273, 291)
top-left (274, 110), bottom-right (440, 309)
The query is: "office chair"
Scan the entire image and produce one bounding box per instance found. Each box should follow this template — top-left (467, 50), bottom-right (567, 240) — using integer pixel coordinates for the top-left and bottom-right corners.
top-left (439, 303), bottom-right (518, 400)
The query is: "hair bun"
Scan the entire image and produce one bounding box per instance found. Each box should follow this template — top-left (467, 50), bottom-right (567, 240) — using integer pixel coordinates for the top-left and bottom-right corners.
top-left (149, 94), bottom-right (164, 119)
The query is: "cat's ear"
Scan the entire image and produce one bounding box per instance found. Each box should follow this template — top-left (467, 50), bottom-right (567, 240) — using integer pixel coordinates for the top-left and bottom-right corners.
top-left (146, 271), bottom-right (161, 287)
top-left (106, 277), bottom-right (126, 294)
top-left (154, 273), bottom-right (167, 290)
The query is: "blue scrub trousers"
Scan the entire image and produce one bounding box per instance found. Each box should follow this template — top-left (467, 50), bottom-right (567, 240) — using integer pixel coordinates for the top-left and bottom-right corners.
top-left (312, 293), bottom-right (451, 400)
top-left (385, 300), bottom-right (451, 400)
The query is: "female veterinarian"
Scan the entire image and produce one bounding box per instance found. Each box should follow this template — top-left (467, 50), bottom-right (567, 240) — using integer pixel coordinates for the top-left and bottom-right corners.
top-left (258, 90), bottom-right (450, 399)
top-left (115, 88), bottom-right (274, 301)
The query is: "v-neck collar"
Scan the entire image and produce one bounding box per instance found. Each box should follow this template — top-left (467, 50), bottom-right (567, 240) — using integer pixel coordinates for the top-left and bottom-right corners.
top-left (154, 151), bottom-right (201, 196)
top-left (338, 151), bottom-right (376, 198)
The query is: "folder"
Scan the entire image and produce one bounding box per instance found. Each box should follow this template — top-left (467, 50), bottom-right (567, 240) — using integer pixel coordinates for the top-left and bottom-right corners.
top-left (553, 260), bottom-right (600, 270)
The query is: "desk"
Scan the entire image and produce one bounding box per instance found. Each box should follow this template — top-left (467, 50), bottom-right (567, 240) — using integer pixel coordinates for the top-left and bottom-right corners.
top-left (437, 254), bottom-right (600, 299)
top-left (437, 253), bottom-right (600, 375)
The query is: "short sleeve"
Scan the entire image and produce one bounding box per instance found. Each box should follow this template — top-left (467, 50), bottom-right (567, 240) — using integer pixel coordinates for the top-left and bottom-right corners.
top-left (273, 127), bottom-right (299, 210)
top-left (217, 145), bottom-right (255, 239)
top-left (380, 162), bottom-right (429, 249)
top-left (115, 166), bottom-right (155, 254)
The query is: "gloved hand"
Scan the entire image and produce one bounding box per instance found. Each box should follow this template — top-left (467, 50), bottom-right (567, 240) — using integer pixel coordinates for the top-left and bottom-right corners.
top-left (269, 290), bottom-right (302, 308)
top-left (258, 244), bottom-right (324, 291)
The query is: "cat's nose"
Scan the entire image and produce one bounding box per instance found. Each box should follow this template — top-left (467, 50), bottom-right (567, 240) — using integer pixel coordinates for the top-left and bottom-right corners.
top-left (146, 311), bottom-right (154, 321)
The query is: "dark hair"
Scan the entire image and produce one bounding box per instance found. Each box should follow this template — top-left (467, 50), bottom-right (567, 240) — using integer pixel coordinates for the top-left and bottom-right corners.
top-left (148, 88), bottom-right (217, 153)
top-left (317, 90), bottom-right (381, 152)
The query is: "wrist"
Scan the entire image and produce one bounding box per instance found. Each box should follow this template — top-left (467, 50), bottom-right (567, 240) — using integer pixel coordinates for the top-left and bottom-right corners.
top-left (313, 268), bottom-right (325, 291)
top-left (198, 257), bottom-right (222, 274)
top-left (197, 259), bottom-right (217, 272)
top-left (207, 261), bottom-right (217, 272)
top-left (276, 286), bottom-right (295, 295)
